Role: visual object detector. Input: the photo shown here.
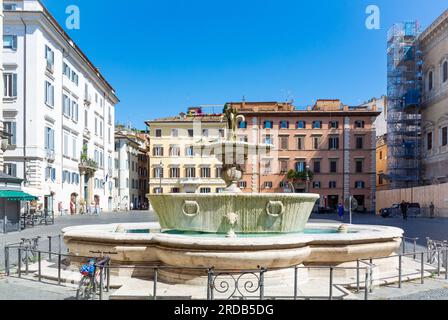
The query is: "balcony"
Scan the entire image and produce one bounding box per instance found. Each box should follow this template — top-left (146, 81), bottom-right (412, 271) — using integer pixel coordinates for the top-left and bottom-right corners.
top-left (46, 149), bottom-right (55, 162)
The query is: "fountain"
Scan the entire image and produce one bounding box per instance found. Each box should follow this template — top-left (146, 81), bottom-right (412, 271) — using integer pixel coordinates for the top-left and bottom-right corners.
top-left (63, 105), bottom-right (404, 288)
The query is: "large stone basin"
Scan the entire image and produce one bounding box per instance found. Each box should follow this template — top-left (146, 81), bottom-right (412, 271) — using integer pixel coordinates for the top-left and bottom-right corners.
top-left (148, 193), bottom-right (320, 234)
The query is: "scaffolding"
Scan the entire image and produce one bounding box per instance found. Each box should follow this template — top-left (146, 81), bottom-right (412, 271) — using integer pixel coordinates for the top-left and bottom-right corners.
top-left (386, 21), bottom-right (423, 189)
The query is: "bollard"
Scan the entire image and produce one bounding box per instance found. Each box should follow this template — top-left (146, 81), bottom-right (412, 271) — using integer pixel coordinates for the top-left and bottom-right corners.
top-left (438, 248), bottom-right (441, 276)
top-left (4, 246), bottom-right (9, 276)
top-left (421, 252), bottom-right (424, 284)
top-left (99, 267), bottom-right (104, 301)
top-left (364, 268), bottom-right (369, 300)
top-left (25, 248), bottom-right (29, 275)
top-left (445, 249), bottom-right (448, 280)
top-left (18, 248), bottom-right (22, 278)
top-left (38, 251), bottom-right (41, 282)
top-left (294, 266), bottom-right (298, 300)
top-left (48, 236), bottom-right (52, 261)
top-left (57, 253), bottom-right (61, 285)
top-left (106, 266), bottom-right (110, 292)
top-left (329, 267), bottom-right (333, 300)
top-left (210, 269), bottom-right (214, 300)
top-left (398, 255), bottom-right (402, 288)
top-left (259, 269), bottom-right (265, 300)
top-left (413, 240), bottom-right (417, 260)
top-left (356, 260), bottom-right (360, 293)
top-left (369, 258), bottom-right (373, 293)
top-left (153, 267), bottom-right (158, 300)
top-left (58, 235), bottom-right (62, 254)
top-left (402, 237), bottom-right (406, 255)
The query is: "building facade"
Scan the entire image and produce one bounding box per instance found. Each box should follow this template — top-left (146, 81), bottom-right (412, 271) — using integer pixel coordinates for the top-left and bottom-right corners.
top-left (231, 100), bottom-right (379, 212)
top-left (114, 129), bottom-right (149, 210)
top-left (2, 0), bottom-right (118, 214)
top-left (376, 134), bottom-right (389, 191)
top-left (419, 9), bottom-right (448, 184)
top-left (146, 108), bottom-right (226, 195)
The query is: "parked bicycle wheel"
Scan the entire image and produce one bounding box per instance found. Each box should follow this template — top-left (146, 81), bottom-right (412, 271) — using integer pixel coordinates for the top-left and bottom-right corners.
top-left (76, 276), bottom-right (94, 300)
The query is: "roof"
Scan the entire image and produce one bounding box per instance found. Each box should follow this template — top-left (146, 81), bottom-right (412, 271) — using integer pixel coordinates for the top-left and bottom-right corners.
top-left (145, 114), bottom-right (224, 125)
top-left (419, 9), bottom-right (448, 43)
top-left (0, 172), bottom-right (23, 184)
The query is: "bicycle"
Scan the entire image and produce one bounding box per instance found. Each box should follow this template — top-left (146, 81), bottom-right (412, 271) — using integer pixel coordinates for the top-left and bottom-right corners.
top-left (19, 236), bottom-right (41, 265)
top-left (76, 251), bottom-right (116, 300)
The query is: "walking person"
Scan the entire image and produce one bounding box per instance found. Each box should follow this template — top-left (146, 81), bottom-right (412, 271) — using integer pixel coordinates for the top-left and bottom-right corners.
top-left (430, 202), bottom-right (435, 219)
top-left (400, 200), bottom-right (408, 221)
top-left (337, 203), bottom-right (344, 221)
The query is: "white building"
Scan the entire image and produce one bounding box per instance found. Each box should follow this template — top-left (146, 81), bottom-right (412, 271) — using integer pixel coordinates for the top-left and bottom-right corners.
top-left (2, 0), bottom-right (119, 214)
top-left (114, 129), bottom-right (148, 211)
top-left (362, 96), bottom-right (387, 137)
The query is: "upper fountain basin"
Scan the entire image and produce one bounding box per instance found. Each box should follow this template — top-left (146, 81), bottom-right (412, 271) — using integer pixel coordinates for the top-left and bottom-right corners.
top-left (148, 193), bottom-right (320, 234)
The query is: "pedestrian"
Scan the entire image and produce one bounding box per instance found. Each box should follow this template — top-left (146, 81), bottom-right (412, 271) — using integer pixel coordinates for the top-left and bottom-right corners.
top-left (337, 203), bottom-right (344, 221)
top-left (400, 200), bottom-right (408, 220)
top-left (430, 202), bottom-right (435, 219)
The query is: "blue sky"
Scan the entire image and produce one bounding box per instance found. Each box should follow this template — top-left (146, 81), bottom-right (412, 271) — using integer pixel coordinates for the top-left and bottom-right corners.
top-left (42, 0), bottom-right (447, 129)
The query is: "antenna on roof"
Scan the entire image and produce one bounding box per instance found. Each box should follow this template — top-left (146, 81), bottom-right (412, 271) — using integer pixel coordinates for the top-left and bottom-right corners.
top-left (242, 95), bottom-right (246, 102)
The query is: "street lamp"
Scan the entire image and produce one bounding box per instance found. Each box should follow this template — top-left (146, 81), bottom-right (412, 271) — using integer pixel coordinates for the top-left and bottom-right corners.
top-left (158, 160), bottom-right (163, 193)
top-left (306, 164), bottom-right (310, 193)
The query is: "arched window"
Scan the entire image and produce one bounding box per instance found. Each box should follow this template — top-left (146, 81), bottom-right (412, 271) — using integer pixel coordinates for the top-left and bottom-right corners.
top-left (443, 61), bottom-right (448, 83)
top-left (428, 71), bottom-right (434, 91)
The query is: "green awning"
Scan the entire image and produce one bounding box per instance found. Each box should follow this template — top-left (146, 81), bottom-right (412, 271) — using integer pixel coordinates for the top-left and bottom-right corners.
top-left (0, 190), bottom-right (38, 201)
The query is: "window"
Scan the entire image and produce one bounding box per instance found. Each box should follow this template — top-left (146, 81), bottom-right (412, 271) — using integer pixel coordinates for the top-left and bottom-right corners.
top-left (84, 109), bottom-right (88, 128)
top-left (428, 71), bottom-right (434, 91)
top-left (295, 161), bottom-right (306, 172)
top-left (356, 136), bottom-right (364, 149)
top-left (279, 136), bottom-right (289, 150)
top-left (154, 167), bottom-right (163, 178)
top-left (187, 129), bottom-right (194, 137)
top-left (238, 121), bottom-right (247, 129)
top-left (216, 188), bottom-right (225, 193)
top-left (238, 181), bottom-right (247, 189)
top-left (262, 159), bottom-right (272, 174)
top-left (71, 101), bottom-right (79, 122)
top-left (200, 167), bottom-right (211, 178)
top-left (45, 167), bottom-right (56, 181)
top-left (63, 133), bottom-right (69, 157)
top-left (426, 131), bottom-right (433, 150)
top-left (71, 71), bottom-right (79, 85)
top-left (3, 3), bottom-right (17, 10)
top-left (329, 121), bottom-right (339, 129)
top-left (355, 181), bottom-right (365, 189)
top-left (312, 136), bottom-right (321, 150)
top-left (355, 120), bottom-right (365, 129)
top-left (264, 181), bottom-right (273, 189)
top-left (72, 137), bottom-right (77, 159)
top-left (329, 181), bottom-right (337, 189)
top-left (312, 121), bottom-right (322, 129)
top-left (4, 122), bottom-right (16, 145)
top-left (44, 127), bottom-right (55, 151)
top-left (329, 136), bottom-right (339, 150)
top-left (264, 121), bottom-right (273, 129)
top-left (239, 135), bottom-right (248, 142)
top-left (45, 46), bottom-right (54, 72)
top-left (216, 167), bottom-right (222, 178)
top-left (296, 121), bottom-right (306, 129)
top-left (379, 151), bottom-right (383, 160)
top-left (4, 163), bottom-right (17, 177)
top-left (185, 167), bottom-right (196, 178)
top-left (279, 160), bottom-right (288, 173)
top-left (264, 135), bottom-right (272, 145)
top-left (202, 129), bottom-right (209, 137)
top-left (153, 146), bottom-right (163, 156)
top-left (330, 160), bottom-right (337, 173)
top-left (171, 188), bottom-right (180, 193)
top-left (171, 129), bottom-right (178, 137)
top-left (170, 167), bottom-right (180, 178)
top-left (378, 175), bottom-right (384, 185)
top-left (155, 129), bottom-right (162, 137)
top-left (63, 95), bottom-right (71, 117)
top-left (185, 146), bottom-right (194, 156)
top-left (99, 121), bottom-right (103, 138)
top-left (45, 81), bottom-right (54, 107)
top-left (219, 129), bottom-right (225, 138)
top-left (443, 61), bottom-right (448, 83)
top-left (3, 35), bottom-right (17, 50)
top-left (313, 181), bottom-right (321, 189)
top-left (199, 187), bottom-right (210, 194)
top-left (169, 146), bottom-right (180, 156)
top-left (355, 159), bottom-right (363, 173)
top-left (279, 121), bottom-right (289, 129)
top-left (63, 63), bottom-right (71, 77)
top-left (297, 136), bottom-right (304, 150)
top-left (313, 160), bottom-right (321, 174)
top-left (4, 73), bottom-right (17, 98)
top-left (153, 188), bottom-right (163, 194)
top-left (442, 127), bottom-right (448, 147)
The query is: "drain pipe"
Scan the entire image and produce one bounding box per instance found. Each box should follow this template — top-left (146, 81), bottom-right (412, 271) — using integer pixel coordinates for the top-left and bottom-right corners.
top-left (20, 18), bottom-right (27, 184)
